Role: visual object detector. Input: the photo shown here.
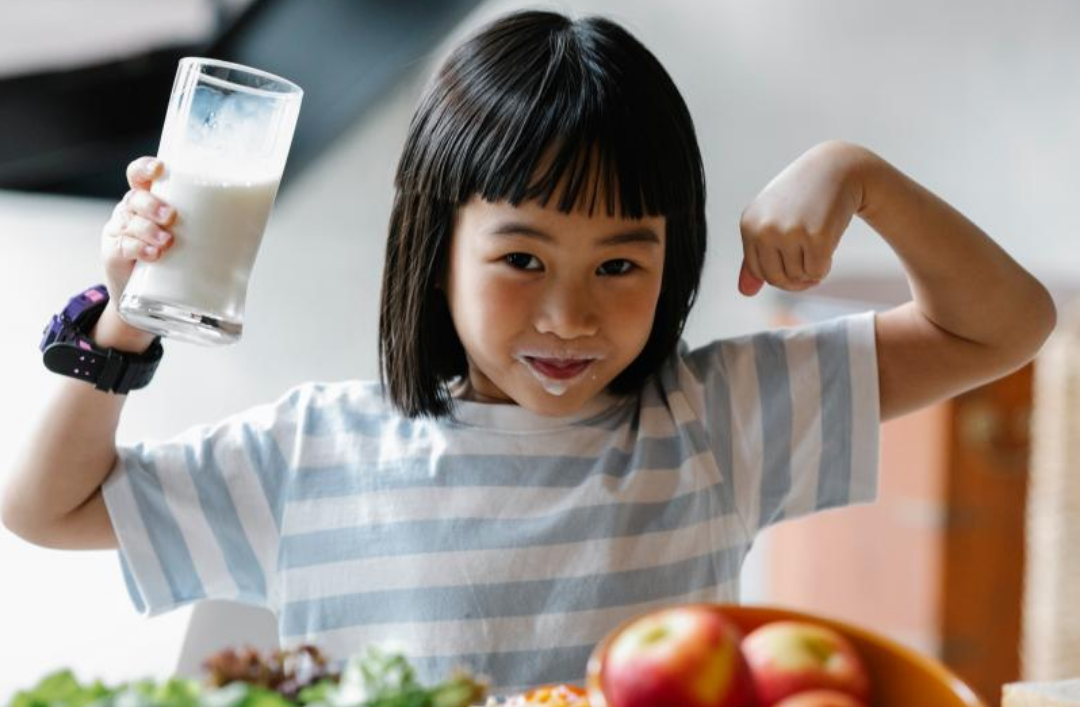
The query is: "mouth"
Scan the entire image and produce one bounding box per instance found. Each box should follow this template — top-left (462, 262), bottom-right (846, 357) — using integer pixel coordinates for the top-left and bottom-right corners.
top-left (524, 356), bottom-right (595, 381)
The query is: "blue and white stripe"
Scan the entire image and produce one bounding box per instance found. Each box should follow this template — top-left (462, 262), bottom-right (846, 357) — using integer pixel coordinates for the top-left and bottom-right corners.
top-left (102, 311), bottom-right (879, 693)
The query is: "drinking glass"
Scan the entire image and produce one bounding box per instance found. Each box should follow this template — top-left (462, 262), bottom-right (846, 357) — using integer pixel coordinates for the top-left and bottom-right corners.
top-left (118, 57), bottom-right (303, 346)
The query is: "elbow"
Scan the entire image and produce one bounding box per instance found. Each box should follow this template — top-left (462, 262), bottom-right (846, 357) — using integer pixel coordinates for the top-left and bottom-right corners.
top-left (1027, 285), bottom-right (1058, 357)
top-left (1006, 283), bottom-right (1058, 368)
top-left (0, 482), bottom-right (29, 541)
top-left (1, 480), bottom-right (52, 547)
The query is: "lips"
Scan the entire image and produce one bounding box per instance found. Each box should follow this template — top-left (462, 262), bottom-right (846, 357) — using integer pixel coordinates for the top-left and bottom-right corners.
top-left (525, 357), bottom-right (594, 380)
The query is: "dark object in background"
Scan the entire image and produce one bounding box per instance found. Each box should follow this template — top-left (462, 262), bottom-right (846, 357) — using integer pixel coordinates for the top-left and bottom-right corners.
top-left (0, 0), bottom-right (480, 199)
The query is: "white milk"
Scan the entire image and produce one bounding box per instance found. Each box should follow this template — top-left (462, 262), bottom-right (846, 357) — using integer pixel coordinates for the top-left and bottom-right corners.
top-left (125, 167), bottom-right (280, 323)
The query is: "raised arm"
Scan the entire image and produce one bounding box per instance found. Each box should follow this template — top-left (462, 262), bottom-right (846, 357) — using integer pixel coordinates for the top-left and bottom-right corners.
top-left (1, 157), bottom-right (175, 549)
top-left (737, 140), bottom-right (1056, 421)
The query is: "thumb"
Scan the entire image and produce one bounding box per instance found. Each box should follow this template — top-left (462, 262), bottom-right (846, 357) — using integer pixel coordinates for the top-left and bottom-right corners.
top-left (738, 260), bottom-right (764, 297)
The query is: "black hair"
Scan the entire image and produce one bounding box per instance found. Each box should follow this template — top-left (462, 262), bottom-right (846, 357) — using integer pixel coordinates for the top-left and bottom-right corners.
top-left (379, 9), bottom-right (707, 418)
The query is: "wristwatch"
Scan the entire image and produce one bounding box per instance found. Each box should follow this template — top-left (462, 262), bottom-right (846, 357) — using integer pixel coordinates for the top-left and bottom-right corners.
top-left (40, 284), bottom-right (164, 394)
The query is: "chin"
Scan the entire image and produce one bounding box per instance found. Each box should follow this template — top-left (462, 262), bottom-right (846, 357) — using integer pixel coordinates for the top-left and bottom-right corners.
top-left (519, 390), bottom-right (590, 417)
top-left (516, 378), bottom-right (607, 417)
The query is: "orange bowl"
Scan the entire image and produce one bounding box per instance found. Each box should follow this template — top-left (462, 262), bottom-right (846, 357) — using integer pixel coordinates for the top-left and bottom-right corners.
top-left (585, 603), bottom-right (987, 707)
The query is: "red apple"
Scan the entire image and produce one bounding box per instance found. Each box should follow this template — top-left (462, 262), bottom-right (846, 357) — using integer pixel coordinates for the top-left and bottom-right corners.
top-left (588, 605), bottom-right (758, 707)
top-left (741, 621), bottom-right (869, 706)
top-left (772, 690), bottom-right (865, 707)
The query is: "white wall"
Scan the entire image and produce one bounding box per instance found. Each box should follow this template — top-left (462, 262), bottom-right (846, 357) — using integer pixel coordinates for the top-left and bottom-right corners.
top-left (2, 0), bottom-right (1079, 696)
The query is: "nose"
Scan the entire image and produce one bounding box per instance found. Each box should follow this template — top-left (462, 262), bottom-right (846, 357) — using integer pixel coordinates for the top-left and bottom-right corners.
top-left (534, 279), bottom-right (600, 340)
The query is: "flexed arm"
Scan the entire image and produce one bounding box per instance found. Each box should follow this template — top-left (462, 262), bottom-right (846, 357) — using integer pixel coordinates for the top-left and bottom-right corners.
top-left (738, 140), bottom-right (1056, 421)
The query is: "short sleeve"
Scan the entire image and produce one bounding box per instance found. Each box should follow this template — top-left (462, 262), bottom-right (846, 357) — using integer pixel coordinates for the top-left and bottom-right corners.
top-left (678, 312), bottom-right (880, 536)
top-left (101, 384), bottom-right (309, 617)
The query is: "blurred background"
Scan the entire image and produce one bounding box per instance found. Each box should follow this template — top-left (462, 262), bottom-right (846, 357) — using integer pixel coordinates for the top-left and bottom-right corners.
top-left (2, 0), bottom-right (1079, 703)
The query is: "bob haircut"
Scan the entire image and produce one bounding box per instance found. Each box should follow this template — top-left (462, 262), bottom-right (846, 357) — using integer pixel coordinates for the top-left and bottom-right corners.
top-left (379, 9), bottom-right (707, 419)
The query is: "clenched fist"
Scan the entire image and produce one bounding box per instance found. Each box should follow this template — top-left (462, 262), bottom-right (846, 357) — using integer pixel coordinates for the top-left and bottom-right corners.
top-left (737, 140), bottom-right (867, 297)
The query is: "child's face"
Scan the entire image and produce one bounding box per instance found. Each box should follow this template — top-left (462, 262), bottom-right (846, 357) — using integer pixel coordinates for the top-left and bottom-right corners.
top-left (445, 194), bottom-right (666, 416)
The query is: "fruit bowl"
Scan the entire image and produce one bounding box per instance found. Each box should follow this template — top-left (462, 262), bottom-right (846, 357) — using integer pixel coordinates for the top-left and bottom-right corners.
top-left (586, 604), bottom-right (987, 707)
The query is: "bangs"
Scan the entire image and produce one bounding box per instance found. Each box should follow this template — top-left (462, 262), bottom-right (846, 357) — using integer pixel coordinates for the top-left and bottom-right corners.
top-left (398, 13), bottom-right (702, 219)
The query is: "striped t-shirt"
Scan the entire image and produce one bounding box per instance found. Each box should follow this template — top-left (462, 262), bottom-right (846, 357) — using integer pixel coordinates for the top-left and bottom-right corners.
top-left (102, 312), bottom-right (880, 694)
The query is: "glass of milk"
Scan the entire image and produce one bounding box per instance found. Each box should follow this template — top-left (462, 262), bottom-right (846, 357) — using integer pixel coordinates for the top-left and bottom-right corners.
top-left (118, 57), bottom-right (303, 346)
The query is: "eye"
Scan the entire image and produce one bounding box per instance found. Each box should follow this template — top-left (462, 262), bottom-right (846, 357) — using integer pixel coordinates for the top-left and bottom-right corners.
top-left (504, 253), bottom-right (542, 271)
top-left (597, 259), bottom-right (636, 276)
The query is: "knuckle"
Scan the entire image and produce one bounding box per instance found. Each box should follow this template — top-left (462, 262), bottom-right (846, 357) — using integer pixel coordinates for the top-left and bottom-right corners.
top-left (133, 192), bottom-right (172, 224)
top-left (757, 221), bottom-right (785, 242)
top-left (739, 209), bottom-right (766, 235)
top-left (779, 222), bottom-right (807, 240)
top-left (120, 234), bottom-right (153, 260)
top-left (809, 259), bottom-right (832, 279)
top-left (128, 215), bottom-right (154, 238)
top-left (130, 189), bottom-right (153, 213)
top-left (102, 216), bottom-right (118, 238)
top-left (127, 238), bottom-right (146, 260)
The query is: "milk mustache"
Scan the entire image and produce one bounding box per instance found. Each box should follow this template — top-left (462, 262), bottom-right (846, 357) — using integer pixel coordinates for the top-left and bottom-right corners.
top-left (125, 166), bottom-right (280, 328)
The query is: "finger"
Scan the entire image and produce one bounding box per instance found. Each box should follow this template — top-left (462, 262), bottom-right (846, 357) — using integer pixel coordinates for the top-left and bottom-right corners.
top-left (740, 230), bottom-right (766, 283)
top-left (109, 200), bottom-right (129, 228)
top-left (126, 187), bottom-right (175, 227)
top-left (778, 242), bottom-right (808, 283)
top-left (802, 247), bottom-right (832, 281)
top-left (110, 233), bottom-right (163, 262)
top-left (738, 260), bottom-right (764, 297)
top-left (756, 244), bottom-right (796, 289)
top-left (123, 214), bottom-right (172, 250)
top-left (126, 157), bottom-right (163, 190)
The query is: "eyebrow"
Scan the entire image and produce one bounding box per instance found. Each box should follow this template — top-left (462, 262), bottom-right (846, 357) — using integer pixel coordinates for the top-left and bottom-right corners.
top-left (487, 222), bottom-right (661, 247)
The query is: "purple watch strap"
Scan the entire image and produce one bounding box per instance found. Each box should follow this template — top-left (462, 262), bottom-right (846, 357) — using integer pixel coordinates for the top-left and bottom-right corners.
top-left (40, 284), bottom-right (163, 394)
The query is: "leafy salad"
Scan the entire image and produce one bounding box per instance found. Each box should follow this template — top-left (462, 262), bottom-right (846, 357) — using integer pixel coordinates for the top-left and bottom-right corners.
top-left (7, 645), bottom-right (488, 707)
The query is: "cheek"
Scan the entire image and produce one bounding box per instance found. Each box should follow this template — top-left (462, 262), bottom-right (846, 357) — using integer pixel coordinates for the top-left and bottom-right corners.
top-left (477, 280), bottom-right (529, 330)
top-left (604, 279), bottom-right (662, 337)
top-left (450, 268), bottom-right (530, 339)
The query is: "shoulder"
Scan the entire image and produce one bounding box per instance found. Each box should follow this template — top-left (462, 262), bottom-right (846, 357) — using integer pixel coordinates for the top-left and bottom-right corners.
top-left (215, 379), bottom-right (399, 439)
top-left (281, 378), bottom-right (399, 422)
top-left (288, 379), bottom-right (386, 409)
top-left (651, 313), bottom-right (877, 413)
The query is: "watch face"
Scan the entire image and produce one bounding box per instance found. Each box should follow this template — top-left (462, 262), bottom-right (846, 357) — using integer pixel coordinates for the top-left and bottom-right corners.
top-left (63, 286), bottom-right (108, 322)
top-left (42, 286), bottom-right (110, 353)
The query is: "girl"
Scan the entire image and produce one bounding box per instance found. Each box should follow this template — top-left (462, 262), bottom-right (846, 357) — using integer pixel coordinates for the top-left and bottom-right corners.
top-left (2, 9), bottom-right (1055, 694)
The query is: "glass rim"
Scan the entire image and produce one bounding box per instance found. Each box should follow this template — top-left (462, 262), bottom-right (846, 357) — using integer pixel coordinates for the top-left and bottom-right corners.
top-left (180, 56), bottom-right (303, 99)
